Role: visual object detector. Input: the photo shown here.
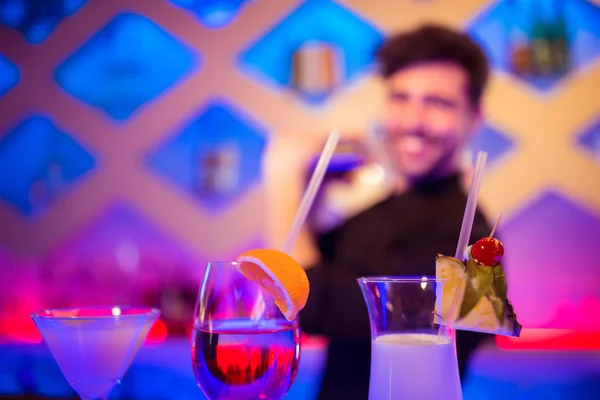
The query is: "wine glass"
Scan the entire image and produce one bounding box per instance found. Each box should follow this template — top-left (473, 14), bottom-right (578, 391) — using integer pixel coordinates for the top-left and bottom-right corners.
top-left (191, 261), bottom-right (301, 400)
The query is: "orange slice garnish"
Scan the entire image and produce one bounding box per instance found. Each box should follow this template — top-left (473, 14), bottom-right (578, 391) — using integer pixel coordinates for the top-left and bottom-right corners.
top-left (237, 249), bottom-right (309, 321)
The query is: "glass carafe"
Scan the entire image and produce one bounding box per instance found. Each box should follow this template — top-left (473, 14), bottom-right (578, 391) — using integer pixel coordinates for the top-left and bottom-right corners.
top-left (358, 277), bottom-right (463, 400)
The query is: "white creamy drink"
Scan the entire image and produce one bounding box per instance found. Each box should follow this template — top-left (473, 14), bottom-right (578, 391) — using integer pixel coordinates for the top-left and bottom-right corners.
top-left (369, 333), bottom-right (463, 400)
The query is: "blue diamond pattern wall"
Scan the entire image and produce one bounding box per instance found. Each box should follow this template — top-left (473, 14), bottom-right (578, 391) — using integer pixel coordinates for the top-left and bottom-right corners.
top-left (0, 116), bottom-right (95, 216)
top-left (468, 0), bottom-right (600, 91)
top-left (470, 125), bottom-right (515, 166)
top-left (55, 12), bottom-right (199, 121)
top-left (169, 0), bottom-right (250, 28)
top-left (0, 0), bottom-right (599, 333)
top-left (0, 53), bottom-right (19, 96)
top-left (0, 0), bottom-right (88, 43)
top-left (147, 100), bottom-right (267, 211)
top-left (577, 117), bottom-right (600, 157)
top-left (239, 0), bottom-right (384, 104)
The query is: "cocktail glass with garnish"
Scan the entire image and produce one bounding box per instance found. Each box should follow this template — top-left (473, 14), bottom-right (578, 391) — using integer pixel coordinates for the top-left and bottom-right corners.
top-left (192, 129), bottom-right (340, 399)
top-left (358, 276), bottom-right (463, 399)
top-left (191, 258), bottom-right (304, 400)
top-left (31, 306), bottom-right (160, 400)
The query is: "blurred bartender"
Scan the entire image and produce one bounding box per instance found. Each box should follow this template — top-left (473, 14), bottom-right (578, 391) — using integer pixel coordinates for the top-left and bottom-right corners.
top-left (264, 24), bottom-right (494, 399)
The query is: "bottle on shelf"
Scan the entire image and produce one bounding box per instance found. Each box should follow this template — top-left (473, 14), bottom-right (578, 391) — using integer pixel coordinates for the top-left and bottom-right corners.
top-left (530, 0), bottom-right (553, 76)
top-left (508, 17), bottom-right (533, 76)
top-left (291, 41), bottom-right (343, 101)
top-left (196, 142), bottom-right (240, 198)
top-left (549, 0), bottom-right (570, 76)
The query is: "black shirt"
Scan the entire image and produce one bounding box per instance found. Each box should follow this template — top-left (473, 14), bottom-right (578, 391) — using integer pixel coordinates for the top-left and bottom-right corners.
top-left (300, 173), bottom-right (492, 400)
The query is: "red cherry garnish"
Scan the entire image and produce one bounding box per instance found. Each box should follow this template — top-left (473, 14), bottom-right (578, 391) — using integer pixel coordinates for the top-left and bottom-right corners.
top-left (472, 237), bottom-right (504, 266)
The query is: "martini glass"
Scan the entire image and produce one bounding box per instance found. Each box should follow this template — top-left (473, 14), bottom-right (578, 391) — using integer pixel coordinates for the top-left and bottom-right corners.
top-left (31, 306), bottom-right (160, 400)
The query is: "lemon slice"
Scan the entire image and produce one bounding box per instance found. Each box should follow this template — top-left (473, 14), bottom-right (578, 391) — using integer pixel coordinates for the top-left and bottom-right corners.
top-left (237, 249), bottom-right (309, 321)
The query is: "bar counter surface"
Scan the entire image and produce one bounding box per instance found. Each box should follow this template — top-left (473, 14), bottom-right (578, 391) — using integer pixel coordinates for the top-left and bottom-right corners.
top-left (1, 337), bottom-right (599, 399)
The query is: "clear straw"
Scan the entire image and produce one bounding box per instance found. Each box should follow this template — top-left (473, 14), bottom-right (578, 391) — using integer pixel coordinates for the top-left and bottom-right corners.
top-left (442, 150), bottom-right (488, 338)
top-left (281, 129), bottom-right (341, 255)
top-left (454, 151), bottom-right (488, 260)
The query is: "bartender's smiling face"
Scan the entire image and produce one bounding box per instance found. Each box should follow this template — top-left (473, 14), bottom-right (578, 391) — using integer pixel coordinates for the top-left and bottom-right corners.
top-left (381, 61), bottom-right (481, 183)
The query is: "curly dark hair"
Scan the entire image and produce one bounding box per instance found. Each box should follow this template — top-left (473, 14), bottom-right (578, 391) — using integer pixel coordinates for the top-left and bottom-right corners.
top-left (376, 24), bottom-right (490, 107)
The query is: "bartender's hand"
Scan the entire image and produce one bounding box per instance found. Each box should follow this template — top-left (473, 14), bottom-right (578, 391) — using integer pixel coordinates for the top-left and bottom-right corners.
top-left (263, 133), bottom-right (323, 176)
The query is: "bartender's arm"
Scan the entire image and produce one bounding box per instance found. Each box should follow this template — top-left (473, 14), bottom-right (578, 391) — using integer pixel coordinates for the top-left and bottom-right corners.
top-left (262, 133), bottom-right (371, 339)
top-left (262, 133), bottom-right (323, 268)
